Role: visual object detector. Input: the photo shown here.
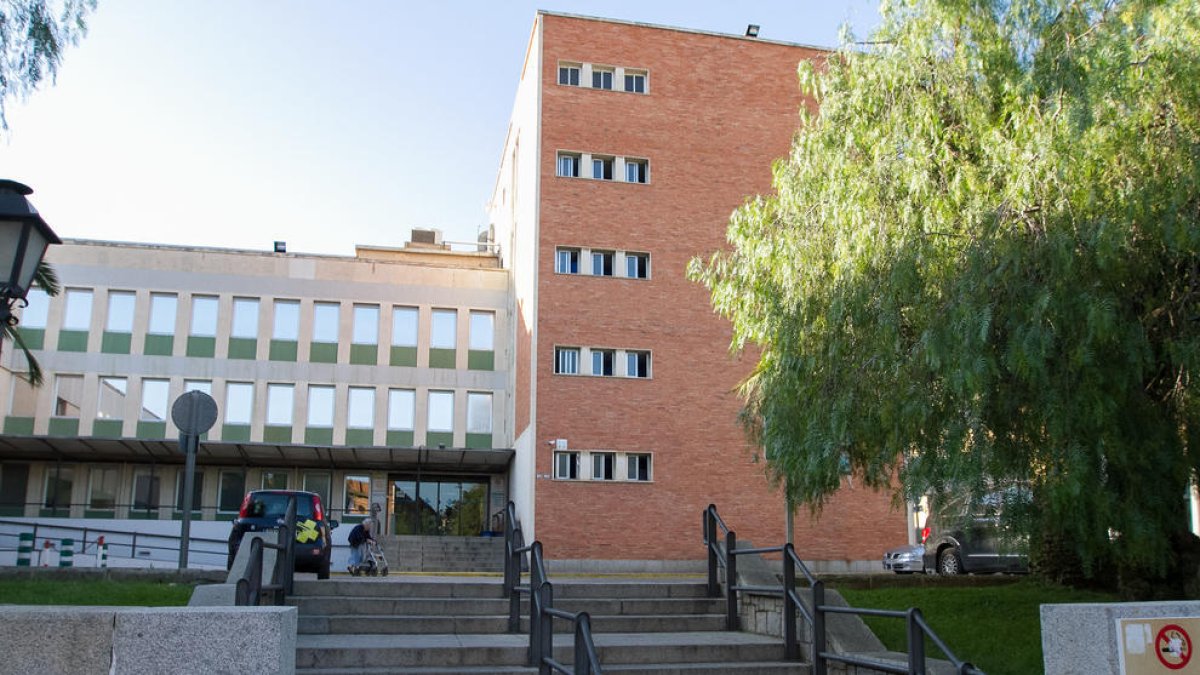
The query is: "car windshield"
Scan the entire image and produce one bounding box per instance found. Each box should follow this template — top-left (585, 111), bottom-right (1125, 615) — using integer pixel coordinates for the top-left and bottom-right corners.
top-left (247, 492), bottom-right (315, 520)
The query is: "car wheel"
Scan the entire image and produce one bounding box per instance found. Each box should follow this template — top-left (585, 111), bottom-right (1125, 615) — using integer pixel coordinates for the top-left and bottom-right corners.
top-left (939, 547), bottom-right (963, 576)
top-left (317, 556), bottom-right (331, 580)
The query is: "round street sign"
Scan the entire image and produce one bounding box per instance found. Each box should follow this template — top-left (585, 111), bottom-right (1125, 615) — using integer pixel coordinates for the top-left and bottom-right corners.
top-left (171, 390), bottom-right (218, 436)
top-left (1157, 624), bottom-right (1193, 670)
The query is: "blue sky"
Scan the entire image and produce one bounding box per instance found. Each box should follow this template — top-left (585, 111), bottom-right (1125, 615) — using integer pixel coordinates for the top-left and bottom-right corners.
top-left (3, 1), bottom-right (881, 256)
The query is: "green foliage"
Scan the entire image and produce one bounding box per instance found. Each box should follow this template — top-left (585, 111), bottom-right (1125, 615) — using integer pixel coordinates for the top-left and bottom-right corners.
top-left (0, 578), bottom-right (194, 605)
top-left (690, 0), bottom-right (1200, 583)
top-left (3, 259), bottom-right (61, 385)
top-left (0, 0), bottom-right (97, 129)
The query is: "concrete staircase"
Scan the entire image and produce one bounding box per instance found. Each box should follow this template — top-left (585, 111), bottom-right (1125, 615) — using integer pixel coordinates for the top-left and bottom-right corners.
top-left (292, 576), bottom-right (810, 674)
top-left (381, 536), bottom-right (506, 573)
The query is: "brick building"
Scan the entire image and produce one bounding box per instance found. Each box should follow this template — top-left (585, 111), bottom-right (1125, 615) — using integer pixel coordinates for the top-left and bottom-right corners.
top-left (488, 12), bottom-right (908, 569)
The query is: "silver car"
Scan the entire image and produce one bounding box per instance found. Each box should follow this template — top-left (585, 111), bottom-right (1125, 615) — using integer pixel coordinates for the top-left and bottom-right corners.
top-left (882, 544), bottom-right (925, 574)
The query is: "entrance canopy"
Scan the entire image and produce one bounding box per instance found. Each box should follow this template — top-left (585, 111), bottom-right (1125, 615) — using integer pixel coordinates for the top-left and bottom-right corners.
top-left (0, 434), bottom-right (514, 473)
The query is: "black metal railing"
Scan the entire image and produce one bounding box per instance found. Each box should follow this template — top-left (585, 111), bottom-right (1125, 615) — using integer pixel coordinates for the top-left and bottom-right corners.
top-left (504, 501), bottom-right (603, 675)
top-left (235, 495), bottom-right (296, 606)
top-left (703, 504), bottom-right (984, 675)
top-left (0, 518), bottom-right (229, 566)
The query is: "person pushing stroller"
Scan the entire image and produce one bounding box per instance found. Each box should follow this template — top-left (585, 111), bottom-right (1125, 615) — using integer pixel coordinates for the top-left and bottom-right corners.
top-left (346, 519), bottom-right (376, 574)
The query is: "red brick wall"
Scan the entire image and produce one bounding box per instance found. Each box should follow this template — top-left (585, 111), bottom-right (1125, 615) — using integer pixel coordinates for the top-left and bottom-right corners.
top-left (531, 14), bottom-right (906, 561)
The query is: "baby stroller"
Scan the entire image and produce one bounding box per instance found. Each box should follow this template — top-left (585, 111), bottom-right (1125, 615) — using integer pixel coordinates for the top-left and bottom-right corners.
top-left (350, 538), bottom-right (389, 577)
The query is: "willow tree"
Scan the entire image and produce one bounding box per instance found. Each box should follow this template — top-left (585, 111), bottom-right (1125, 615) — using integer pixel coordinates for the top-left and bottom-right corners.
top-left (0, 0), bottom-right (97, 129)
top-left (689, 0), bottom-right (1200, 586)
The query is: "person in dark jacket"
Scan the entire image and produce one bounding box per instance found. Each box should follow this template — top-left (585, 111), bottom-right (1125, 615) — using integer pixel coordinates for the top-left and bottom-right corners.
top-left (346, 519), bottom-right (375, 573)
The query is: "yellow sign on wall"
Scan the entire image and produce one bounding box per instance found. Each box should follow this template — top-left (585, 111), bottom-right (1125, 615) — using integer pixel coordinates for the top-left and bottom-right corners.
top-left (1120, 618), bottom-right (1200, 674)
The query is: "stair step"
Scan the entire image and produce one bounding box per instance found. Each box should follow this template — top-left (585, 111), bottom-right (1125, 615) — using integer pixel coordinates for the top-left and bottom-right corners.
top-left (298, 613), bottom-right (727, 634)
top-left (297, 663), bottom-right (807, 674)
top-left (291, 596), bottom-right (724, 617)
top-left (293, 579), bottom-right (708, 600)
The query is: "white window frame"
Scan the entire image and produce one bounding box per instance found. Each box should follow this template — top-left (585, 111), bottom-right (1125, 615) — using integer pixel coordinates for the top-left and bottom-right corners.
top-left (625, 252), bottom-right (650, 279)
top-left (591, 349), bottom-right (615, 377)
top-left (626, 350), bottom-right (651, 378)
top-left (558, 62), bottom-right (581, 86)
top-left (555, 347), bottom-right (580, 375)
top-left (556, 248), bottom-right (580, 274)
top-left (591, 67), bottom-right (614, 90)
top-left (626, 453), bottom-right (652, 481)
top-left (591, 452), bottom-right (615, 480)
top-left (625, 158), bottom-right (649, 184)
top-left (557, 152), bottom-right (581, 178)
top-left (554, 452), bottom-right (580, 480)
top-left (624, 70), bottom-right (647, 94)
top-left (591, 250), bottom-right (614, 277)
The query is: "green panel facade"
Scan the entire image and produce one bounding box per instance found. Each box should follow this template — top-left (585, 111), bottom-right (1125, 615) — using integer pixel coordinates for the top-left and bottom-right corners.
top-left (426, 431), bottom-right (454, 448)
top-left (136, 421), bottom-right (167, 439)
top-left (350, 344), bottom-right (378, 366)
top-left (386, 430), bottom-right (415, 447)
top-left (4, 417), bottom-right (34, 435)
top-left (222, 424), bottom-right (251, 442)
top-left (263, 425), bottom-right (292, 444)
top-left (129, 510), bottom-right (159, 520)
top-left (345, 428), bottom-right (374, 446)
top-left (92, 419), bottom-right (124, 438)
top-left (144, 334), bottom-right (175, 356)
top-left (468, 350), bottom-right (495, 371)
top-left (57, 330), bottom-right (88, 352)
top-left (101, 332), bottom-right (132, 354)
top-left (309, 342), bottom-right (338, 363)
top-left (390, 346), bottom-right (417, 367)
top-left (428, 348), bottom-right (456, 369)
top-left (186, 336), bottom-right (216, 358)
top-left (466, 433), bottom-right (493, 449)
top-left (85, 509), bottom-right (116, 518)
top-left (16, 327), bottom-right (44, 350)
top-left (227, 337), bottom-right (258, 360)
top-left (304, 427), bottom-right (334, 445)
top-left (48, 418), bottom-right (80, 437)
top-left (269, 340), bottom-right (298, 362)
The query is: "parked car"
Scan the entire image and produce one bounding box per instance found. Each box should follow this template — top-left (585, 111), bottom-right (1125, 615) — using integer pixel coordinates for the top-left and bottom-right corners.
top-left (883, 544), bottom-right (925, 574)
top-left (227, 490), bottom-right (338, 579)
top-left (922, 490), bottom-right (1029, 576)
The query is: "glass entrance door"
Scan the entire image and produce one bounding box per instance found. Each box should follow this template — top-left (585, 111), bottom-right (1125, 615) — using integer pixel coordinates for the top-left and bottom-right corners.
top-left (392, 477), bottom-right (488, 536)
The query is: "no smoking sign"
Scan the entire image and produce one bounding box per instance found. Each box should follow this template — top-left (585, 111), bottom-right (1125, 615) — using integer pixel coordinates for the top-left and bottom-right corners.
top-left (1121, 618), bottom-right (1200, 674)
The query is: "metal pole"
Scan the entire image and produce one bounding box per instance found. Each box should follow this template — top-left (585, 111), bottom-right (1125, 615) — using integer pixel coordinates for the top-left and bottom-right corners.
top-left (706, 507), bottom-right (719, 597)
top-left (178, 433), bottom-right (197, 568)
top-left (725, 530), bottom-right (738, 630)
top-left (783, 543), bottom-right (797, 660)
top-left (812, 580), bottom-right (827, 675)
top-left (908, 608), bottom-right (926, 675)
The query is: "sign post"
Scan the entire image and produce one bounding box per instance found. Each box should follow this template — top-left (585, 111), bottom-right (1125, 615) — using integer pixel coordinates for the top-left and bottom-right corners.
top-left (171, 390), bottom-right (218, 569)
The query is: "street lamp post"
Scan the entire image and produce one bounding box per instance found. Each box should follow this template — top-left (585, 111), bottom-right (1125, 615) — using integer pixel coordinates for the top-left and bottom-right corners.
top-left (0, 180), bottom-right (61, 327)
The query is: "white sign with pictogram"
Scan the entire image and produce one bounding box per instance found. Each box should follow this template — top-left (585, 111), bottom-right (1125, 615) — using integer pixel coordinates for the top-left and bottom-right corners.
top-left (1120, 618), bottom-right (1200, 674)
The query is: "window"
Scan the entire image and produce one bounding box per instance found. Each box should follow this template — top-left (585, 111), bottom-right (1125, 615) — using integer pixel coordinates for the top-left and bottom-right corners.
top-left (105, 291), bottom-right (135, 332)
top-left (592, 452), bottom-right (615, 480)
top-left (557, 153), bottom-right (580, 178)
top-left (131, 472), bottom-right (160, 511)
top-left (307, 385), bottom-right (335, 427)
top-left (261, 470), bottom-right (289, 490)
top-left (392, 306), bottom-right (417, 346)
top-left (266, 384), bottom-right (294, 425)
top-left (190, 295), bottom-right (218, 337)
top-left (313, 302), bottom-right (339, 343)
top-left (592, 156), bottom-right (613, 180)
top-left (140, 379), bottom-right (169, 422)
top-left (54, 375), bottom-right (84, 418)
top-left (352, 304), bottom-right (379, 344)
top-left (427, 390), bottom-right (454, 432)
top-left (431, 309), bottom-right (456, 349)
top-left (184, 380), bottom-right (211, 395)
top-left (63, 289), bottom-right (93, 331)
top-left (148, 293), bottom-right (177, 334)
top-left (467, 392), bottom-right (492, 434)
top-left (591, 350), bottom-right (614, 376)
top-left (43, 466), bottom-right (73, 510)
top-left (556, 248), bottom-right (580, 274)
top-left (231, 298), bottom-right (259, 339)
top-left (97, 377), bottom-right (127, 420)
top-left (20, 288), bottom-right (49, 328)
top-left (554, 452), bottom-right (579, 480)
top-left (303, 472), bottom-right (331, 509)
top-left (469, 311), bottom-right (494, 351)
top-left (558, 63), bottom-right (580, 86)
top-left (272, 299), bottom-right (300, 340)
top-left (175, 470), bottom-right (203, 512)
top-left (627, 454), bottom-right (652, 481)
top-left (218, 471), bottom-right (246, 513)
top-left (591, 251), bottom-right (614, 276)
top-left (592, 67), bottom-right (613, 90)
top-left (88, 467), bottom-right (120, 510)
top-left (555, 347), bottom-right (580, 375)
top-left (347, 387), bottom-right (375, 429)
top-left (387, 389), bottom-right (415, 430)
top-left (626, 351), bottom-right (651, 378)
top-left (624, 70), bottom-right (647, 93)
top-left (224, 382), bottom-right (253, 425)
top-left (9, 376), bottom-right (36, 416)
top-left (344, 475), bottom-right (370, 516)
top-left (625, 159), bottom-right (649, 184)
top-left (625, 252), bottom-right (650, 279)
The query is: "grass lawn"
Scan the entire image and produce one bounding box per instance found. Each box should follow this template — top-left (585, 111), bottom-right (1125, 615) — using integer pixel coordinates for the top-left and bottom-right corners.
top-left (0, 578), bottom-right (194, 606)
top-left (838, 578), bottom-right (1116, 675)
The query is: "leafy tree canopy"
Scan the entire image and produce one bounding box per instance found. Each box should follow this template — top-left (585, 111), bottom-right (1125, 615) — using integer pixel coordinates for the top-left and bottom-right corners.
top-left (689, 0), bottom-right (1200, 580)
top-left (0, 0), bottom-right (96, 129)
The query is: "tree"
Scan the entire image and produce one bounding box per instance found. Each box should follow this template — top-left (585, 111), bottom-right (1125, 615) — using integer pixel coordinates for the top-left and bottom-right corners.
top-left (0, 0), bottom-right (97, 129)
top-left (2, 260), bottom-right (60, 385)
top-left (689, 0), bottom-right (1200, 587)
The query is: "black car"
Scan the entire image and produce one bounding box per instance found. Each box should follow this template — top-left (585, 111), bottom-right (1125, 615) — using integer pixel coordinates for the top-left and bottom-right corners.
top-left (922, 490), bottom-right (1029, 575)
top-left (227, 490), bottom-right (338, 579)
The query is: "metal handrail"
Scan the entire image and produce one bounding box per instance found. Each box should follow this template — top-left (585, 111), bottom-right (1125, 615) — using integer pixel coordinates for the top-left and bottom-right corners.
top-left (0, 518), bottom-right (230, 564)
top-left (235, 495), bottom-right (296, 606)
top-left (504, 501), bottom-right (603, 675)
top-left (704, 504), bottom-right (984, 675)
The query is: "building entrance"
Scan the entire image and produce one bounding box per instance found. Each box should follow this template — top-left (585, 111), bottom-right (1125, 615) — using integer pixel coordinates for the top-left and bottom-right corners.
top-left (390, 477), bottom-right (489, 536)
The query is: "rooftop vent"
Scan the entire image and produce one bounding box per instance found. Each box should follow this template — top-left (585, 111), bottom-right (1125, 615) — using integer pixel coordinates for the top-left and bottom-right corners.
top-left (273, 241), bottom-right (287, 253)
top-left (410, 228), bottom-right (443, 246)
top-left (745, 24), bottom-right (760, 37)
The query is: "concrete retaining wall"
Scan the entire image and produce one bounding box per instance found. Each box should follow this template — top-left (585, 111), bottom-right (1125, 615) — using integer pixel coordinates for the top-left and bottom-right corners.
top-left (0, 606), bottom-right (296, 675)
top-left (1042, 601), bottom-right (1200, 675)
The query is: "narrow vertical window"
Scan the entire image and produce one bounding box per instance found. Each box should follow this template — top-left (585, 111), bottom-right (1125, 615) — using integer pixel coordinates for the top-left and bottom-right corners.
top-left (266, 383), bottom-right (294, 426)
top-left (592, 156), bottom-right (613, 180)
top-left (63, 289), bottom-right (93, 331)
top-left (140, 379), bottom-right (169, 421)
top-left (557, 153), bottom-right (580, 178)
top-left (53, 375), bottom-right (84, 418)
top-left (312, 302), bottom-right (340, 343)
top-left (625, 252), bottom-right (650, 279)
top-left (272, 299), bottom-right (300, 340)
top-left (431, 309), bottom-right (457, 350)
top-left (625, 159), bottom-right (648, 184)
top-left (97, 377), bottom-right (128, 420)
top-left (624, 70), bottom-right (647, 93)
top-left (626, 351), bottom-right (651, 378)
top-left (148, 293), bottom-right (177, 334)
top-left (352, 304), bottom-right (379, 344)
top-left (591, 251), bottom-right (614, 276)
top-left (427, 391), bottom-right (454, 432)
top-left (392, 307), bottom-right (417, 346)
top-left (591, 349), bottom-right (614, 376)
top-left (224, 382), bottom-right (254, 425)
top-left (190, 295), bottom-right (218, 337)
top-left (627, 454), bottom-right (652, 481)
top-left (469, 311), bottom-right (494, 351)
top-left (467, 392), bottom-right (492, 434)
top-left (105, 291), bottom-right (135, 333)
top-left (231, 298), bottom-right (260, 338)
top-left (307, 385), bottom-right (335, 427)
top-left (592, 452), bottom-right (615, 480)
top-left (555, 452), bottom-right (580, 480)
top-left (387, 389), bottom-right (415, 431)
top-left (556, 248), bottom-right (580, 274)
top-left (347, 387), bottom-right (375, 429)
top-left (558, 63), bottom-right (580, 86)
top-left (592, 67), bottom-right (613, 90)
top-left (555, 347), bottom-right (580, 375)
top-left (19, 288), bottom-right (49, 328)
